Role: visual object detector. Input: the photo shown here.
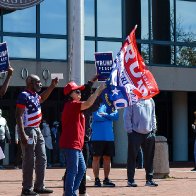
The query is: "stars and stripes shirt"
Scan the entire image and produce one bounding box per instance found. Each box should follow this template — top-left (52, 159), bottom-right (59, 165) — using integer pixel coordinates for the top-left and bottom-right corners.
top-left (16, 90), bottom-right (42, 127)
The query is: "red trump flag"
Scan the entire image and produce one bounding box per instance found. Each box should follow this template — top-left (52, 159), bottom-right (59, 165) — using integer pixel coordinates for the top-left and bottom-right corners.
top-left (102, 26), bottom-right (159, 112)
top-left (111, 25), bottom-right (159, 100)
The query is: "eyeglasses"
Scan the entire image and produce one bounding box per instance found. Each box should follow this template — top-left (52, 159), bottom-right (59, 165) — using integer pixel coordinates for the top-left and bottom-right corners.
top-left (73, 89), bottom-right (81, 94)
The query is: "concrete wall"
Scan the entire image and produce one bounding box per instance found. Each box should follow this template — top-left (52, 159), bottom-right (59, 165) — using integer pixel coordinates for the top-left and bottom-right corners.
top-left (1, 61), bottom-right (195, 91)
top-left (149, 66), bottom-right (196, 91)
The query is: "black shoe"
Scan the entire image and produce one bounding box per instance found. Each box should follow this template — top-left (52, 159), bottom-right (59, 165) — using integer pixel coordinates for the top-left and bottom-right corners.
top-left (191, 168), bottom-right (196, 171)
top-left (103, 178), bottom-right (115, 187)
top-left (21, 190), bottom-right (39, 196)
top-left (145, 180), bottom-right (158, 187)
top-left (94, 178), bottom-right (102, 187)
top-left (33, 188), bottom-right (53, 194)
top-left (127, 180), bottom-right (137, 187)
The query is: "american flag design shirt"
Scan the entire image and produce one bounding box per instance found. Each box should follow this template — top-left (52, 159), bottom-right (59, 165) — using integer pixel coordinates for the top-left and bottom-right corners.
top-left (16, 90), bottom-right (42, 127)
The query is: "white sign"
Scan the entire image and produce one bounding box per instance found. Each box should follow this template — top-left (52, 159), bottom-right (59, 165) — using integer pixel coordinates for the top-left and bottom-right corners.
top-left (51, 73), bottom-right (64, 80)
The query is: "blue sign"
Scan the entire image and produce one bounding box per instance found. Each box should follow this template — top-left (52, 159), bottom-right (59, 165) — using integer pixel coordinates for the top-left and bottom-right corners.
top-left (95, 52), bottom-right (113, 81)
top-left (0, 42), bottom-right (9, 73)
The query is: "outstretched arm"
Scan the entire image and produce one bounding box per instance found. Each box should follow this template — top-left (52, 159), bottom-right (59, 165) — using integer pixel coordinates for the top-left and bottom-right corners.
top-left (0, 66), bottom-right (14, 97)
top-left (81, 83), bottom-right (105, 111)
top-left (40, 77), bottom-right (59, 103)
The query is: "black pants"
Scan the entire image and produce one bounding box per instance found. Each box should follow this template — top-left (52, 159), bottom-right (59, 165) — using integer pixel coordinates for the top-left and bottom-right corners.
top-left (14, 141), bottom-right (22, 167)
top-left (0, 139), bottom-right (5, 165)
top-left (127, 131), bottom-right (155, 182)
top-left (79, 142), bottom-right (89, 194)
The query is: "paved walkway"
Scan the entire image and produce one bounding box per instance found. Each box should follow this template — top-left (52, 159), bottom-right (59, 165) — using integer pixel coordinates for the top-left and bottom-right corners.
top-left (0, 167), bottom-right (196, 196)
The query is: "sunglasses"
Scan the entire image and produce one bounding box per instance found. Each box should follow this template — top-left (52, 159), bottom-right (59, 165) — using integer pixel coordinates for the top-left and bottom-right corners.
top-left (73, 89), bottom-right (81, 94)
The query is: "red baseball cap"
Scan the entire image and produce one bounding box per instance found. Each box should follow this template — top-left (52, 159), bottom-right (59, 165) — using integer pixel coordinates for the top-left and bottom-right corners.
top-left (64, 81), bottom-right (85, 95)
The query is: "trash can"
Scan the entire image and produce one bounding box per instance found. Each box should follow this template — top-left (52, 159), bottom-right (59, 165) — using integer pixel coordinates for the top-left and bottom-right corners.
top-left (153, 136), bottom-right (170, 178)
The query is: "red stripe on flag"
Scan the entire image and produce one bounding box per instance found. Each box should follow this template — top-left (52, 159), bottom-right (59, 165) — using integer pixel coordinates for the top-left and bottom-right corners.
top-left (28, 120), bottom-right (41, 127)
top-left (28, 113), bottom-right (42, 121)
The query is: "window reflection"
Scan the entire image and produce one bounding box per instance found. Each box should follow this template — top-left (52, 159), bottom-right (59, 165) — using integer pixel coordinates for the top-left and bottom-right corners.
top-left (85, 41), bottom-right (95, 61)
top-left (97, 41), bottom-right (122, 58)
top-left (151, 44), bottom-right (171, 65)
top-left (97, 0), bottom-right (122, 38)
top-left (85, 0), bottom-right (95, 36)
top-left (3, 36), bottom-right (36, 58)
top-left (141, 44), bottom-right (149, 64)
top-left (176, 46), bottom-right (196, 66)
top-left (40, 39), bottom-right (67, 60)
top-left (176, 0), bottom-right (196, 42)
top-left (3, 7), bottom-right (36, 33)
top-left (40, 0), bottom-right (66, 35)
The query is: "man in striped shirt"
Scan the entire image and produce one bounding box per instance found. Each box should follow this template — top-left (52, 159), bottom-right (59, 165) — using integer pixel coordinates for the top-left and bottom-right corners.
top-left (16, 74), bottom-right (58, 196)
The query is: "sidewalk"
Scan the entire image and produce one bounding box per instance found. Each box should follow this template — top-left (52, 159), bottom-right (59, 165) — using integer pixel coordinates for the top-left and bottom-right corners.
top-left (0, 167), bottom-right (196, 196)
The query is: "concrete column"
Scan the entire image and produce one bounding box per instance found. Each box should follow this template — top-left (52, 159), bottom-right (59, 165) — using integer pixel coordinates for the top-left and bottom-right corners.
top-left (113, 109), bottom-right (128, 165)
top-left (172, 92), bottom-right (188, 161)
top-left (67, 0), bottom-right (84, 85)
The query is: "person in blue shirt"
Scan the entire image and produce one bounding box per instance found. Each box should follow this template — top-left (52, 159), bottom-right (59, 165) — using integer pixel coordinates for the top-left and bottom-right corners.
top-left (91, 104), bottom-right (119, 187)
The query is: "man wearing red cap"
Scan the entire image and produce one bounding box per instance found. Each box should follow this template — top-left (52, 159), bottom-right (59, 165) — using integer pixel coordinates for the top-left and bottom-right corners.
top-left (60, 81), bottom-right (105, 196)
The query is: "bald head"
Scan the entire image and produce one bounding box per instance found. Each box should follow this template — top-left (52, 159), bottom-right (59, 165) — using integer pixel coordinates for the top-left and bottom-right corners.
top-left (26, 74), bottom-right (42, 92)
top-left (26, 74), bottom-right (40, 85)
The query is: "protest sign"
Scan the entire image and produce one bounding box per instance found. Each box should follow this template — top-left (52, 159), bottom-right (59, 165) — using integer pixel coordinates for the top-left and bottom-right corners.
top-left (0, 42), bottom-right (9, 73)
top-left (94, 52), bottom-right (113, 81)
top-left (51, 73), bottom-right (64, 79)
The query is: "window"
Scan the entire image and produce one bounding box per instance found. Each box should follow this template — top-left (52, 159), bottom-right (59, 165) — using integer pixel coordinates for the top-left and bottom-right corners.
top-left (4, 36), bottom-right (36, 58)
top-left (40, 0), bottom-right (67, 35)
top-left (3, 7), bottom-right (36, 33)
top-left (176, 0), bottom-right (196, 42)
top-left (97, 41), bottom-right (122, 59)
top-left (97, 0), bottom-right (122, 38)
top-left (85, 41), bottom-right (95, 61)
top-left (40, 38), bottom-right (67, 60)
top-left (141, 0), bottom-right (149, 40)
top-left (85, 0), bottom-right (95, 36)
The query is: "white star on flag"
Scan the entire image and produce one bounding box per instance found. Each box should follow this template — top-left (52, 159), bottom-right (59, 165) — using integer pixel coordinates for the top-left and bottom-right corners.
top-left (111, 87), bottom-right (120, 96)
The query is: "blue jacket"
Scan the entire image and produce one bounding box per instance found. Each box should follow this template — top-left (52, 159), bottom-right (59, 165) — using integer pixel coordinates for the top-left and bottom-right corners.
top-left (123, 98), bottom-right (157, 134)
top-left (91, 104), bottom-right (119, 141)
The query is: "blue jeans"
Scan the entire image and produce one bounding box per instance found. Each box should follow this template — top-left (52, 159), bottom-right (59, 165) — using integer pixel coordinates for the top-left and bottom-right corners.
top-left (62, 149), bottom-right (86, 196)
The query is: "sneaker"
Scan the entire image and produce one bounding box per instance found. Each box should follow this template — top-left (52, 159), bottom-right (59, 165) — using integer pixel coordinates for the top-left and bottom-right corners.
top-left (33, 188), bottom-right (53, 194)
top-left (103, 178), bottom-right (115, 187)
top-left (191, 168), bottom-right (196, 171)
top-left (21, 190), bottom-right (39, 196)
top-left (127, 180), bottom-right (137, 187)
top-left (94, 178), bottom-right (102, 187)
top-left (79, 194), bottom-right (90, 196)
top-left (145, 180), bottom-right (158, 187)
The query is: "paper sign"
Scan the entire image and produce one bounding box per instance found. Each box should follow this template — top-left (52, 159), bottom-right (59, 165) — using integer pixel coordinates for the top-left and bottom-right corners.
top-left (0, 146), bottom-right (5, 160)
top-left (0, 42), bottom-right (9, 73)
top-left (51, 73), bottom-right (64, 79)
top-left (94, 52), bottom-right (113, 81)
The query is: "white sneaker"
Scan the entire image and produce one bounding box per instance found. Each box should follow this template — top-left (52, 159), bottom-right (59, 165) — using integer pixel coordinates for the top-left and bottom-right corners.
top-left (86, 175), bottom-right (91, 181)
